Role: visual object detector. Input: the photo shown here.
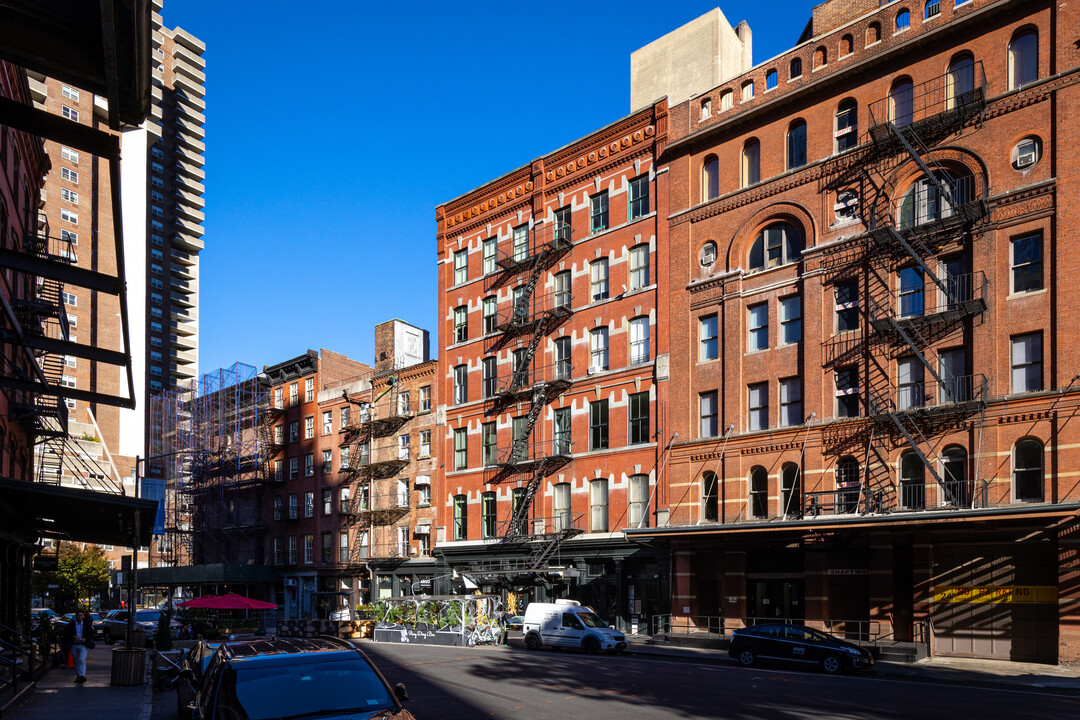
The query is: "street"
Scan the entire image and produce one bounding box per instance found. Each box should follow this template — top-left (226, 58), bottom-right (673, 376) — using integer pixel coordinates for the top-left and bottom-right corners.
top-left (352, 642), bottom-right (1080, 720)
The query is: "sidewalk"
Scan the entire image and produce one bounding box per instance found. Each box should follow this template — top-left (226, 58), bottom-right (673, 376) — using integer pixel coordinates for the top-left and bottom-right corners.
top-left (1, 647), bottom-right (152, 720)
top-left (621, 635), bottom-right (1080, 691)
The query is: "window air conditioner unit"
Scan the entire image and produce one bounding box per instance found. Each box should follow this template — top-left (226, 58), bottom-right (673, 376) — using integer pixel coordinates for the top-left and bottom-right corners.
top-left (587, 366), bottom-right (600, 375)
top-left (1016, 152), bottom-right (1036, 168)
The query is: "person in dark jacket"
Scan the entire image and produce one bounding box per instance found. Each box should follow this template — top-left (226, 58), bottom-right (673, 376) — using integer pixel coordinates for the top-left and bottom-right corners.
top-left (155, 612), bottom-right (174, 651)
top-left (60, 610), bottom-right (95, 684)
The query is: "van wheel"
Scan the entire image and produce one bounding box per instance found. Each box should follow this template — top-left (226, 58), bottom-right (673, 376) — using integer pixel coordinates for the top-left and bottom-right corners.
top-left (524, 634), bottom-right (541, 651)
top-left (583, 637), bottom-right (600, 654)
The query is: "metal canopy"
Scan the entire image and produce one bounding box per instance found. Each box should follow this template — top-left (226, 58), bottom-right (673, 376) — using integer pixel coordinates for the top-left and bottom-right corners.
top-left (0, 476), bottom-right (157, 547)
top-left (0, 0), bottom-right (151, 129)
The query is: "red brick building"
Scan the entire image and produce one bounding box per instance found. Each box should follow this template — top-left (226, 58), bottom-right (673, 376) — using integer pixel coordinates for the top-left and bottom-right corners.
top-left (435, 106), bottom-right (670, 628)
top-left (627, 0), bottom-right (1080, 662)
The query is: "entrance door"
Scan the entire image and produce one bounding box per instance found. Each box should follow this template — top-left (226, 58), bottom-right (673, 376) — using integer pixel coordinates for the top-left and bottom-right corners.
top-left (748, 579), bottom-right (804, 622)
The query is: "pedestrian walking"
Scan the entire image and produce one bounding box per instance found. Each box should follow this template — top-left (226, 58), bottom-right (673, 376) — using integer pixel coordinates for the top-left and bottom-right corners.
top-left (60, 610), bottom-right (95, 684)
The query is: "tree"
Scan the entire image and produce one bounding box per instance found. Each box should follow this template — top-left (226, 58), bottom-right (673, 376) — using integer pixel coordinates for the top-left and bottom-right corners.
top-left (33, 542), bottom-right (111, 611)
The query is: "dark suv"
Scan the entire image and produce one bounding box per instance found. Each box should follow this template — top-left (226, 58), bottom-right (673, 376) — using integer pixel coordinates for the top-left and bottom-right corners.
top-left (183, 637), bottom-right (414, 720)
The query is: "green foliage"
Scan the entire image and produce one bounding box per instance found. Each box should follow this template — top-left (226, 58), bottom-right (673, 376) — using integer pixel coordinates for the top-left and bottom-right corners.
top-left (32, 542), bottom-right (110, 610)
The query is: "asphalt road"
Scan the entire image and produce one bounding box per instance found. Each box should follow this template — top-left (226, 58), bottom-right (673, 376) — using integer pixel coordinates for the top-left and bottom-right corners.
top-left (355, 641), bottom-right (1080, 720)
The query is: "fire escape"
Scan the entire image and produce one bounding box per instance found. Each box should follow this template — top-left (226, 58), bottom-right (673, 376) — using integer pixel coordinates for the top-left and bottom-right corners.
top-left (472, 219), bottom-right (578, 576)
top-left (340, 380), bottom-right (413, 567)
top-left (856, 61), bottom-right (990, 511)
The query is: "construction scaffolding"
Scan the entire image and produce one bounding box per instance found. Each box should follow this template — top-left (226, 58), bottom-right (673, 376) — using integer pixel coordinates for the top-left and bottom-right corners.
top-left (153, 363), bottom-right (269, 567)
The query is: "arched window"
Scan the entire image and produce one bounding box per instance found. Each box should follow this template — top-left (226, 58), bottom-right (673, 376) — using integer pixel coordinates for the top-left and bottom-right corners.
top-left (896, 9), bottom-right (911, 31)
top-left (836, 456), bottom-right (860, 514)
top-left (1008, 30), bottom-right (1038, 90)
top-left (1013, 438), bottom-right (1043, 501)
top-left (866, 22), bottom-right (881, 46)
top-left (750, 466), bottom-right (768, 518)
top-left (700, 98), bottom-right (711, 120)
top-left (899, 451), bottom-right (925, 510)
top-left (940, 446), bottom-right (970, 507)
top-left (946, 54), bottom-right (975, 109)
top-left (897, 170), bottom-right (972, 228)
top-left (721, 89), bottom-right (734, 111)
top-left (766, 69), bottom-right (778, 90)
top-left (553, 482), bottom-right (571, 531)
top-left (702, 471), bottom-right (718, 522)
top-left (741, 140), bottom-right (760, 187)
top-left (840, 34), bottom-right (853, 57)
top-left (749, 222), bottom-right (802, 272)
top-left (741, 80), bottom-right (755, 102)
top-left (702, 155), bottom-right (719, 201)
top-left (781, 463), bottom-right (801, 517)
top-left (787, 120), bottom-right (807, 170)
top-left (814, 46), bottom-right (827, 69)
top-left (836, 99), bottom-right (858, 153)
top-left (890, 79), bottom-right (914, 127)
top-left (925, 0), bottom-right (941, 20)
top-left (790, 57), bottom-right (803, 79)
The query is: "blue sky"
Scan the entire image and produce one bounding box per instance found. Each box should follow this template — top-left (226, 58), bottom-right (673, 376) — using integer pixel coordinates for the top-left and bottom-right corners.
top-left (161, 1), bottom-right (809, 374)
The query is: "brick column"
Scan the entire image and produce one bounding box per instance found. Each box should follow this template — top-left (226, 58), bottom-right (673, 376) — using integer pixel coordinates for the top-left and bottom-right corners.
top-left (671, 549), bottom-right (695, 620)
top-left (804, 550), bottom-right (827, 629)
top-left (721, 550), bottom-right (747, 629)
top-left (869, 531), bottom-right (895, 640)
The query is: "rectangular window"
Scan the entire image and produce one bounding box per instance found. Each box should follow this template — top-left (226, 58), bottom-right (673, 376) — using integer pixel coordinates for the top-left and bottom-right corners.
top-left (288, 494), bottom-right (298, 520)
top-left (61, 208), bottom-right (78, 224)
top-left (700, 391), bottom-right (718, 437)
top-left (748, 383), bottom-right (768, 431)
top-left (454, 305), bottom-right (468, 343)
top-left (553, 407), bottom-right (571, 455)
top-left (62, 291), bottom-right (77, 306)
top-left (748, 303), bottom-right (768, 351)
top-left (590, 479), bottom-right (609, 532)
top-left (836, 366), bottom-right (860, 417)
top-left (898, 267), bottom-right (924, 318)
top-left (482, 237), bottom-right (496, 275)
top-left (272, 460), bottom-right (283, 483)
top-left (554, 336), bottom-right (572, 380)
top-left (629, 474), bottom-right (649, 528)
top-left (340, 446), bottom-right (350, 469)
top-left (418, 483), bottom-right (431, 506)
top-left (1011, 232), bottom-right (1043, 293)
top-left (590, 258), bottom-right (609, 301)
top-left (397, 478), bottom-right (409, 508)
top-left (398, 434), bottom-right (410, 461)
top-left (287, 536), bottom-right (297, 565)
top-left (454, 428), bottom-right (468, 470)
top-left (304, 416), bottom-right (314, 439)
top-left (305, 377), bottom-right (314, 402)
top-left (453, 249), bottom-right (468, 285)
top-left (303, 534), bottom-right (314, 564)
top-left (60, 187), bottom-right (78, 204)
top-left (454, 364), bottom-right (468, 405)
top-left (322, 449), bottom-right (332, 475)
top-left (897, 356), bottom-right (924, 410)
top-left (322, 532), bottom-right (332, 564)
top-left (476, 421), bottom-right (495, 467)
top-left (340, 405), bottom-right (350, 428)
top-left (273, 497), bottom-right (283, 521)
top-left (589, 399), bottom-right (609, 450)
top-left (835, 281), bottom-right (859, 332)
top-left (304, 491), bottom-right (314, 518)
top-left (512, 224), bottom-right (529, 261)
top-left (61, 229), bottom-right (78, 245)
top-left (289, 457), bottom-right (298, 480)
top-left (304, 453), bottom-right (314, 477)
top-left (62, 105), bottom-right (79, 121)
top-left (482, 296), bottom-right (497, 335)
top-left (289, 420), bottom-right (299, 442)
top-left (419, 385), bottom-right (431, 412)
top-left (290, 382), bottom-right (299, 406)
top-left (554, 271), bottom-right (572, 311)
top-left (61, 167), bottom-right (78, 183)
top-left (339, 532), bottom-right (349, 562)
top-left (780, 378), bottom-right (803, 427)
top-left (322, 411), bottom-right (332, 435)
top-left (629, 175), bottom-right (649, 220)
top-left (419, 429), bottom-right (431, 457)
top-left (482, 356), bottom-right (497, 398)
top-left (554, 206), bottom-right (572, 243)
top-left (454, 495), bottom-right (467, 540)
top-left (629, 317), bottom-right (650, 364)
top-left (60, 146), bottom-right (79, 163)
top-left (481, 492), bottom-right (496, 539)
top-left (1011, 332), bottom-right (1043, 393)
top-left (590, 191), bottom-right (609, 233)
top-left (700, 315), bottom-right (719, 361)
top-left (629, 243), bottom-right (650, 290)
top-left (780, 296), bottom-right (802, 344)
top-left (629, 391), bottom-right (650, 444)
top-left (590, 327), bottom-right (609, 371)
top-left (273, 387), bottom-right (283, 409)
top-left (61, 84), bottom-right (79, 101)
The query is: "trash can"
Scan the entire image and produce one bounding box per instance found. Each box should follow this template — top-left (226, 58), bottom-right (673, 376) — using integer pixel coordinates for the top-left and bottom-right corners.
top-left (110, 647), bottom-right (147, 686)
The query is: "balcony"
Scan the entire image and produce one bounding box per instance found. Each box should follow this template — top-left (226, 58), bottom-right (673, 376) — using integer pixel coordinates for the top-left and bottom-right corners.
top-left (868, 61), bottom-right (986, 150)
top-left (176, 216), bottom-right (205, 239)
top-left (355, 398), bottom-right (413, 438)
top-left (171, 332), bottom-right (197, 351)
top-left (488, 438), bottom-right (572, 485)
top-left (491, 221), bottom-right (573, 284)
top-left (351, 451), bottom-right (409, 481)
top-left (869, 174), bottom-right (987, 251)
top-left (175, 158), bottom-right (205, 182)
top-left (494, 512), bottom-right (585, 543)
top-left (175, 116), bottom-right (205, 141)
top-left (172, 73), bottom-right (204, 100)
top-left (493, 290), bottom-right (574, 343)
top-left (171, 248), bottom-right (196, 266)
top-left (174, 129), bottom-right (206, 156)
top-left (488, 361), bottom-right (573, 406)
top-left (172, 231), bottom-right (205, 254)
top-left (172, 57), bottom-right (206, 85)
top-left (803, 478), bottom-right (989, 518)
top-left (172, 43), bottom-right (205, 72)
top-left (354, 490), bottom-right (410, 525)
top-left (870, 373), bottom-right (987, 420)
top-left (174, 199), bottom-right (205, 225)
top-left (869, 271), bottom-right (987, 335)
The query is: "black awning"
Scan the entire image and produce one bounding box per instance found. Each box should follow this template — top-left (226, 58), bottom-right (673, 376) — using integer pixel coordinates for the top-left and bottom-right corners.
top-left (0, 477), bottom-right (157, 547)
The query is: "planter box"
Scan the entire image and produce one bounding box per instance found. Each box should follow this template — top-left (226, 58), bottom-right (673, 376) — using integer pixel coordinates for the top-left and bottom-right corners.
top-left (373, 624), bottom-right (463, 646)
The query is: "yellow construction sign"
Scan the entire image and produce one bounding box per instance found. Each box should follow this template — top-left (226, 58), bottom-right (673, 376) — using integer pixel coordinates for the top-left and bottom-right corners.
top-left (931, 585), bottom-right (1057, 604)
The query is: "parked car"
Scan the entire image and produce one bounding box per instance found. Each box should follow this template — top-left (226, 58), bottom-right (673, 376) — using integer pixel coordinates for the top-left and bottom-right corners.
top-left (102, 609), bottom-right (181, 644)
top-left (728, 624), bottom-right (875, 674)
top-left (56, 612), bottom-right (105, 640)
top-left (522, 599), bottom-right (626, 653)
top-left (180, 637), bottom-right (414, 720)
top-left (175, 641), bottom-right (222, 716)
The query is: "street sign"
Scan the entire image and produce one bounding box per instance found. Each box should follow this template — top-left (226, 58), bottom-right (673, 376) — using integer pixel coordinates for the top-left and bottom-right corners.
top-left (34, 556), bottom-right (58, 571)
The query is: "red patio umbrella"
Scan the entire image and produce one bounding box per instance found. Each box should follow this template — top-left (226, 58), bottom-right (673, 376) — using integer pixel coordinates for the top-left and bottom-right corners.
top-left (178, 593), bottom-right (278, 610)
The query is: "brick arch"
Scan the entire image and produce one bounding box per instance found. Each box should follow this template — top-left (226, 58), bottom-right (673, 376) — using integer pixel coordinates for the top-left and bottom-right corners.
top-left (725, 202), bottom-right (816, 271)
top-left (875, 146), bottom-right (989, 224)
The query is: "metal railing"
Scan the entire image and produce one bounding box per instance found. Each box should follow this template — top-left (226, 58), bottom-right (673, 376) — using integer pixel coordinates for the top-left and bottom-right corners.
top-left (803, 478), bottom-right (989, 516)
top-left (871, 373), bottom-right (987, 414)
top-left (650, 615), bottom-right (883, 642)
top-left (496, 512), bottom-right (586, 538)
top-left (497, 437), bottom-right (573, 467)
top-left (488, 361), bottom-right (573, 400)
top-left (495, 222), bottom-right (573, 275)
top-left (496, 290), bottom-right (574, 334)
top-left (868, 61), bottom-right (986, 132)
top-left (869, 271), bottom-right (986, 324)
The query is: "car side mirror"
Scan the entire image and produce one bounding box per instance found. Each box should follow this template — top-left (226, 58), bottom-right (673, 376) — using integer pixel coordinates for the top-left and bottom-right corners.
top-left (394, 683), bottom-right (409, 702)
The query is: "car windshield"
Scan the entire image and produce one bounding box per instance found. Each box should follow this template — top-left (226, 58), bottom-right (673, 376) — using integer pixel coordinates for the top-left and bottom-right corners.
top-left (224, 659), bottom-right (395, 719)
top-left (577, 611), bottom-right (608, 629)
top-left (135, 610), bottom-right (161, 622)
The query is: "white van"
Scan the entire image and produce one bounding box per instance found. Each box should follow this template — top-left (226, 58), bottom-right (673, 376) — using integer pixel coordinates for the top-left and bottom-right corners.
top-left (522, 599), bottom-right (626, 653)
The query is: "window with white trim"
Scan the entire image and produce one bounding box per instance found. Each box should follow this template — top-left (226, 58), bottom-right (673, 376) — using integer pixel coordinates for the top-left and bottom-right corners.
top-left (60, 146), bottom-right (79, 164)
top-left (590, 327), bottom-right (609, 371)
top-left (1011, 332), bottom-right (1042, 393)
top-left (629, 243), bottom-right (650, 290)
top-left (61, 167), bottom-right (78, 183)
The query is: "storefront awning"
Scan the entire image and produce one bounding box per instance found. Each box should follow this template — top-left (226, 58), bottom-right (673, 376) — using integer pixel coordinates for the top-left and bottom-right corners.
top-left (0, 477), bottom-right (157, 547)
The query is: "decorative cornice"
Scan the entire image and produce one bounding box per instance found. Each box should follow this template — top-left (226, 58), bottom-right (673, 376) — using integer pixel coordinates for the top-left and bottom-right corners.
top-left (997, 410), bottom-right (1054, 425)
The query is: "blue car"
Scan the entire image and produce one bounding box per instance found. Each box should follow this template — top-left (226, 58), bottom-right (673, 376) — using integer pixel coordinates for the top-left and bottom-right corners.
top-left (728, 624), bottom-right (874, 674)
